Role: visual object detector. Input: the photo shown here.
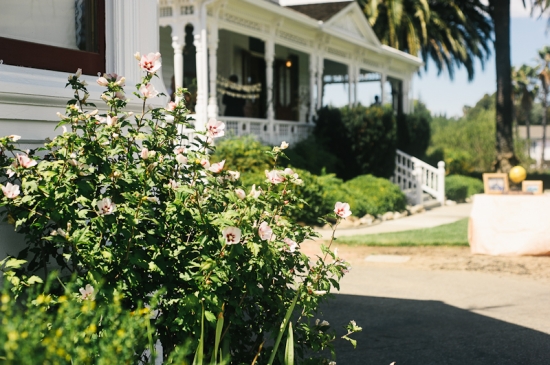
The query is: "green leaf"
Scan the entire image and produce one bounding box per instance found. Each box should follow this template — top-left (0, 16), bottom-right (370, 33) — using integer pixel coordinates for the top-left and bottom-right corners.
top-left (4, 258), bottom-right (26, 269)
top-left (204, 310), bottom-right (216, 323)
top-left (27, 275), bottom-right (43, 284)
top-left (284, 322), bottom-right (294, 365)
top-left (211, 309), bottom-right (224, 365)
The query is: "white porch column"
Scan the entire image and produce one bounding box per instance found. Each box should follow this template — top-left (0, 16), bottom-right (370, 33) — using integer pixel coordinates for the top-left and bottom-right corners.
top-left (316, 55), bottom-right (324, 110)
top-left (309, 54), bottom-right (317, 123)
top-left (207, 23), bottom-right (219, 119)
top-left (265, 38), bottom-right (275, 142)
top-left (348, 65), bottom-right (352, 108)
top-left (380, 72), bottom-right (387, 105)
top-left (354, 65), bottom-right (359, 106)
top-left (402, 77), bottom-right (411, 113)
top-left (194, 30), bottom-right (206, 130)
top-left (171, 36), bottom-right (184, 102)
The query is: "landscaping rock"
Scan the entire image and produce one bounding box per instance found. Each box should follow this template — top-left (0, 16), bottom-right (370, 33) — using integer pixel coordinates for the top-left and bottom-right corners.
top-left (446, 200), bottom-right (457, 206)
top-left (338, 218), bottom-right (356, 229)
top-left (381, 212), bottom-right (394, 221)
top-left (393, 211), bottom-right (402, 220)
top-left (359, 214), bottom-right (375, 225)
top-left (408, 204), bottom-right (425, 215)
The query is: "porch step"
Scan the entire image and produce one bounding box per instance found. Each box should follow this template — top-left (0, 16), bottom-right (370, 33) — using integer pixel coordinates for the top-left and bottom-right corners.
top-left (402, 189), bottom-right (442, 210)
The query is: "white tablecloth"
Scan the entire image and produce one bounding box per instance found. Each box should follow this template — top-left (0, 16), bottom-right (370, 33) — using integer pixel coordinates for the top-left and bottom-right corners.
top-left (469, 194), bottom-right (550, 256)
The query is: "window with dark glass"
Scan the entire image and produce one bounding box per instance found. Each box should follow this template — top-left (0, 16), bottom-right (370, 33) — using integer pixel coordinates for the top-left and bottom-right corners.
top-left (0, 0), bottom-right (105, 75)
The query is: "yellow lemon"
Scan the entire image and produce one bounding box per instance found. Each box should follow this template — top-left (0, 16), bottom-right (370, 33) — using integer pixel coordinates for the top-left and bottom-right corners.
top-left (509, 166), bottom-right (527, 184)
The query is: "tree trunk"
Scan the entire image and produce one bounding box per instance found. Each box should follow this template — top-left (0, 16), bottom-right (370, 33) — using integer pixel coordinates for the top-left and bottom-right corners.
top-left (490, 0), bottom-right (519, 172)
top-left (541, 90), bottom-right (547, 168)
top-left (526, 109), bottom-right (531, 159)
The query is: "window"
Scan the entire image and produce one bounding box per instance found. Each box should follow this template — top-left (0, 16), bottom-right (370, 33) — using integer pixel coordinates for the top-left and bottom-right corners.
top-left (0, 0), bottom-right (105, 75)
top-left (181, 6), bottom-right (194, 15)
top-left (160, 7), bottom-right (173, 17)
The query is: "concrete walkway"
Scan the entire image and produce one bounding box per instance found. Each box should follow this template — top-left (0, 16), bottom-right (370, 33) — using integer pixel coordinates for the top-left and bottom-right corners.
top-left (316, 202), bottom-right (473, 239)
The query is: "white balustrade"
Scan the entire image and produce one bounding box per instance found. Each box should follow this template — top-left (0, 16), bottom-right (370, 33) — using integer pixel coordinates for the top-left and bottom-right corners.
top-left (392, 149), bottom-right (446, 205)
top-left (217, 116), bottom-right (313, 146)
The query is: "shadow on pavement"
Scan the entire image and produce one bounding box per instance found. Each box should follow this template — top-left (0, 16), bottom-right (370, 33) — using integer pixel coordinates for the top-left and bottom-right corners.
top-left (321, 294), bottom-right (550, 365)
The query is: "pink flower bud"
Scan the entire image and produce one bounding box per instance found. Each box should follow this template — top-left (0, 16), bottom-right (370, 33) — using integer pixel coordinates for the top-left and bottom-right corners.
top-left (96, 77), bottom-right (109, 86)
top-left (235, 189), bottom-right (246, 200)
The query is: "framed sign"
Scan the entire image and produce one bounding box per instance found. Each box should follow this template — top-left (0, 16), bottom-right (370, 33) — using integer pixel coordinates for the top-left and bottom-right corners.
top-left (483, 173), bottom-right (509, 194)
top-left (522, 180), bottom-right (543, 195)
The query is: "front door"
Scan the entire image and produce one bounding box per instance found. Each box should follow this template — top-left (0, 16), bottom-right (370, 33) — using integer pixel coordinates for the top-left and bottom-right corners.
top-left (274, 55), bottom-right (299, 121)
top-left (241, 50), bottom-right (266, 119)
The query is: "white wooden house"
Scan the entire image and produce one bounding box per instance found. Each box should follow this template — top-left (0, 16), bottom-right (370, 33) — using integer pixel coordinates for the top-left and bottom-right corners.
top-left (0, 0), bottom-right (443, 260)
top-left (0, 0), bottom-right (166, 258)
top-left (158, 0), bottom-right (423, 145)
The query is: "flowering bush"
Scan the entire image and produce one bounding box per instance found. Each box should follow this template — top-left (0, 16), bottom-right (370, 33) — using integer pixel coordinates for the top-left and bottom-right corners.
top-left (0, 53), bottom-right (358, 364)
top-left (0, 269), bottom-right (164, 364)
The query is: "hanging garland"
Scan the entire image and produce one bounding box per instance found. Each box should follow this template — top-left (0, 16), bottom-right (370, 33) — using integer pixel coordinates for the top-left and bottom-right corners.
top-left (217, 75), bottom-right (262, 99)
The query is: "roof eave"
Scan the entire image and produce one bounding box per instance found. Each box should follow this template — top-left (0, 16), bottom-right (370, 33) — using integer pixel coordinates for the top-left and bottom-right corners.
top-left (240, 0), bottom-right (320, 27)
top-left (381, 45), bottom-right (424, 68)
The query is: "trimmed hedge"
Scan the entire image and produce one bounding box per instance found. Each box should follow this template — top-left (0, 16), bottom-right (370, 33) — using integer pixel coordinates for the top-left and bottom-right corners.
top-left (241, 168), bottom-right (328, 224)
top-left (211, 135), bottom-right (271, 173)
top-left (284, 136), bottom-right (339, 176)
top-left (216, 136), bottom-right (408, 223)
top-left (445, 175), bottom-right (484, 202)
top-left (241, 171), bottom-right (407, 223)
top-left (397, 101), bottom-right (431, 159)
top-left (314, 105), bottom-right (397, 180)
top-left (342, 175), bottom-right (407, 217)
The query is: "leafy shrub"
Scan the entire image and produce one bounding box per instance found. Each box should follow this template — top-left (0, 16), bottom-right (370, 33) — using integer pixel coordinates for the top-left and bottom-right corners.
top-left (284, 136), bottom-right (340, 176)
top-left (317, 173), bottom-right (347, 213)
top-left (341, 175), bottom-right (407, 217)
top-left (0, 58), bottom-right (358, 364)
top-left (314, 105), bottom-right (397, 180)
top-left (241, 168), bottom-right (333, 225)
top-left (445, 175), bottom-right (484, 202)
top-left (397, 101), bottom-right (431, 159)
top-left (0, 269), bottom-right (178, 364)
top-left (444, 149), bottom-right (475, 175)
top-left (314, 107), bottom-right (358, 180)
top-left (211, 135), bottom-right (271, 172)
top-left (430, 97), bottom-right (496, 171)
top-left (340, 105), bottom-right (397, 179)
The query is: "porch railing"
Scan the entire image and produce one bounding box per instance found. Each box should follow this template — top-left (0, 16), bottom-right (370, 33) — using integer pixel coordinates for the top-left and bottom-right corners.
top-left (218, 116), bottom-right (313, 146)
top-left (391, 149), bottom-right (446, 205)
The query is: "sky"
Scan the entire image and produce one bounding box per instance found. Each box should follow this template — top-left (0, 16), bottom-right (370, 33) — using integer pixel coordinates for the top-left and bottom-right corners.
top-left (415, 5), bottom-right (550, 117)
top-left (324, 2), bottom-right (550, 117)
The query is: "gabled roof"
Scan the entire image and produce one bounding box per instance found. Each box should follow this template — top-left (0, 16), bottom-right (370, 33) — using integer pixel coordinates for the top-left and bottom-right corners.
top-left (242, 0), bottom-right (424, 68)
top-left (286, 1), bottom-right (353, 22)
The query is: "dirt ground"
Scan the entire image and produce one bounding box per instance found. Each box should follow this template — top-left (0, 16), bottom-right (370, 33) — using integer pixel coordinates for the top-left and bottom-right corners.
top-left (301, 241), bottom-right (550, 283)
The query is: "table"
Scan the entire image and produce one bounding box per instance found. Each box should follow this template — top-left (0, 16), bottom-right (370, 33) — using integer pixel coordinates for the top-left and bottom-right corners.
top-left (469, 194), bottom-right (550, 256)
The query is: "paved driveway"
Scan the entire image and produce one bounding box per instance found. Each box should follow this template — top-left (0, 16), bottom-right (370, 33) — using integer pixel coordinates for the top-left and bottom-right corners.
top-left (321, 264), bottom-right (550, 365)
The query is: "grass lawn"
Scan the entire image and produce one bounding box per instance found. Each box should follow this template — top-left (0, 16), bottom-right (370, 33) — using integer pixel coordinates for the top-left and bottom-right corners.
top-left (336, 218), bottom-right (469, 247)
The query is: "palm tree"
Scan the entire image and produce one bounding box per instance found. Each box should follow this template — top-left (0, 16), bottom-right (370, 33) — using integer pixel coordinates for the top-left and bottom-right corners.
top-left (359, 0), bottom-right (493, 80)
top-left (512, 64), bottom-right (538, 159)
top-left (485, 0), bottom-right (520, 172)
top-left (537, 46), bottom-right (550, 167)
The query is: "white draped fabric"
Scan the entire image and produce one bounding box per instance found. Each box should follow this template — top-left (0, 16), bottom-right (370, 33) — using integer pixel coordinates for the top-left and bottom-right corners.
top-left (469, 194), bottom-right (550, 256)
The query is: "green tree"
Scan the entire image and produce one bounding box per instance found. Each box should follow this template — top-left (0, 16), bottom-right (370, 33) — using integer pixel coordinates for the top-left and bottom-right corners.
top-left (537, 46), bottom-right (550, 166)
top-left (359, 0), bottom-right (493, 80)
top-left (488, 0), bottom-right (519, 172)
top-left (512, 64), bottom-right (538, 158)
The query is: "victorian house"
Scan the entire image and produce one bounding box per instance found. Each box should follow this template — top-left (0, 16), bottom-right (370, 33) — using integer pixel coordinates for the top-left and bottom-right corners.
top-left (158, 0), bottom-right (422, 144)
